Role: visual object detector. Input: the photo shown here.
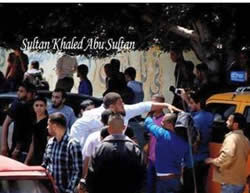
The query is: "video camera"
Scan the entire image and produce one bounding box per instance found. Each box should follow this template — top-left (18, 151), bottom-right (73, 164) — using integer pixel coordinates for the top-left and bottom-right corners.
top-left (169, 86), bottom-right (183, 96)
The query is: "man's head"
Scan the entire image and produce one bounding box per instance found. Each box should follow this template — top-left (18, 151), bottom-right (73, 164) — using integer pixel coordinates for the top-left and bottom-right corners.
top-left (33, 96), bottom-right (47, 116)
top-left (103, 92), bottom-right (125, 116)
top-left (51, 88), bottom-right (66, 108)
top-left (152, 94), bottom-right (165, 103)
top-left (79, 99), bottom-right (95, 117)
top-left (107, 113), bottom-right (125, 134)
top-left (47, 112), bottom-right (67, 136)
top-left (31, 61), bottom-right (40, 70)
top-left (188, 92), bottom-right (203, 112)
top-left (13, 47), bottom-right (22, 56)
top-left (17, 81), bottom-right (36, 101)
top-left (170, 48), bottom-right (183, 63)
top-left (194, 63), bottom-right (208, 81)
top-left (77, 64), bottom-right (89, 79)
top-left (101, 109), bottom-right (113, 126)
top-left (124, 67), bottom-right (136, 82)
top-left (104, 63), bottom-right (112, 78)
top-left (226, 113), bottom-right (246, 131)
top-left (110, 59), bottom-right (120, 73)
top-left (161, 113), bottom-right (177, 132)
top-left (151, 94), bottom-right (165, 114)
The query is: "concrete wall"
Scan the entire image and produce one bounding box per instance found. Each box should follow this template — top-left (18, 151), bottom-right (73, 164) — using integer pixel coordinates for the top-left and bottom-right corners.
top-left (0, 46), bottom-right (200, 104)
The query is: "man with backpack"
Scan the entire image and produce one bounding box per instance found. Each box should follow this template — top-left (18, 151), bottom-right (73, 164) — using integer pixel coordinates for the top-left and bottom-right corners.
top-left (86, 113), bottom-right (145, 193)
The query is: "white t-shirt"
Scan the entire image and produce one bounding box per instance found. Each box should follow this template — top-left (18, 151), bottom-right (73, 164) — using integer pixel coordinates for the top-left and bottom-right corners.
top-left (70, 102), bottom-right (152, 148)
top-left (56, 55), bottom-right (78, 79)
top-left (82, 131), bottom-right (102, 159)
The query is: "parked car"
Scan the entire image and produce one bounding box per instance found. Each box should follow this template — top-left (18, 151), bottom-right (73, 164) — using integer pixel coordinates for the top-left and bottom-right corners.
top-left (0, 155), bottom-right (58, 193)
top-left (206, 86), bottom-right (250, 193)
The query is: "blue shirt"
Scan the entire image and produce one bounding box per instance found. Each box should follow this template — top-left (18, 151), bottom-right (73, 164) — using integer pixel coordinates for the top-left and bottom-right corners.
top-left (127, 80), bottom-right (144, 104)
top-left (186, 110), bottom-right (214, 167)
top-left (78, 79), bottom-right (93, 96)
top-left (48, 105), bottom-right (76, 130)
top-left (144, 117), bottom-right (189, 175)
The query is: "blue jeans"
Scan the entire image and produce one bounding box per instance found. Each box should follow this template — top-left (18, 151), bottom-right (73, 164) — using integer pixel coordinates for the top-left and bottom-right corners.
top-left (146, 160), bottom-right (156, 193)
top-left (221, 184), bottom-right (245, 193)
top-left (156, 178), bottom-right (181, 193)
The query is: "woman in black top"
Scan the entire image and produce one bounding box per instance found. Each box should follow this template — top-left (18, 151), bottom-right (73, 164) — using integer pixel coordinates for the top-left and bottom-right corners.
top-left (24, 96), bottom-right (49, 165)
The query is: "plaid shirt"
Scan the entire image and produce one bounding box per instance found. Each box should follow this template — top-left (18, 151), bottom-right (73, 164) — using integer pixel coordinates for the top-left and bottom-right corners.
top-left (42, 133), bottom-right (82, 193)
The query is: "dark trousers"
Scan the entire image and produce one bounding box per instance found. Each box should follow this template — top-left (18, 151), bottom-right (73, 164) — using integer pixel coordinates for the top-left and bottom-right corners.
top-left (146, 160), bottom-right (156, 193)
top-left (182, 161), bottom-right (209, 193)
top-left (55, 77), bottom-right (74, 92)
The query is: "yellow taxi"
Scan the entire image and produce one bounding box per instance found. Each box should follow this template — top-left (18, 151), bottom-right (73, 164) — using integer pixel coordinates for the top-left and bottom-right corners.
top-left (206, 87), bottom-right (250, 193)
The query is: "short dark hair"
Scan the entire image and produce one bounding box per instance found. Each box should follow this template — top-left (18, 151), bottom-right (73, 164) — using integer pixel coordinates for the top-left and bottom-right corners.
top-left (163, 113), bottom-right (177, 125)
top-left (100, 127), bottom-right (109, 139)
top-left (80, 99), bottom-right (94, 111)
top-left (232, 113), bottom-right (246, 130)
top-left (103, 92), bottom-right (122, 109)
top-left (53, 88), bottom-right (67, 99)
top-left (34, 96), bottom-right (47, 105)
top-left (101, 109), bottom-right (113, 125)
top-left (110, 59), bottom-right (120, 72)
top-left (19, 81), bottom-right (37, 93)
top-left (31, 61), bottom-right (39, 70)
top-left (189, 91), bottom-right (206, 109)
top-left (49, 112), bottom-right (67, 128)
top-left (77, 64), bottom-right (89, 77)
top-left (124, 67), bottom-right (136, 80)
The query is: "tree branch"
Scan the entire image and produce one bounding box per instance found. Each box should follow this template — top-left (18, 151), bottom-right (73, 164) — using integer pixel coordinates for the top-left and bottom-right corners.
top-left (168, 25), bottom-right (199, 42)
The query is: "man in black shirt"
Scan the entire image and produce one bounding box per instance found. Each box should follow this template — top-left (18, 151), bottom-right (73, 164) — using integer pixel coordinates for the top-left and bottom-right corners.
top-left (86, 113), bottom-right (146, 193)
top-left (1, 82), bottom-right (36, 162)
top-left (170, 48), bottom-right (195, 110)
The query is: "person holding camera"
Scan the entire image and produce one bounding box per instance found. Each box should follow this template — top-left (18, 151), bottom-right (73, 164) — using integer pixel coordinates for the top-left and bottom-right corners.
top-left (170, 47), bottom-right (194, 110)
top-left (179, 90), bottom-right (214, 193)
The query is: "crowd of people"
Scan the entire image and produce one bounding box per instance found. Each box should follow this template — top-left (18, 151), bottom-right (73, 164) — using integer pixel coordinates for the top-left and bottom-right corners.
top-left (0, 46), bottom-right (250, 193)
top-left (0, 50), bottom-right (145, 106)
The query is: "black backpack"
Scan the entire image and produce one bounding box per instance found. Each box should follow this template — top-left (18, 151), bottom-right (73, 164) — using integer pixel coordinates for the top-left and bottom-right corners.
top-left (175, 112), bottom-right (200, 148)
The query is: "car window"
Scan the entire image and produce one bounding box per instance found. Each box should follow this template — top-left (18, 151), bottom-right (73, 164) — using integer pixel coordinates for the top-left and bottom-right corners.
top-left (243, 106), bottom-right (250, 123)
top-left (206, 103), bottom-right (236, 121)
top-left (0, 179), bottom-right (55, 193)
top-left (206, 103), bottom-right (236, 143)
top-left (243, 106), bottom-right (250, 140)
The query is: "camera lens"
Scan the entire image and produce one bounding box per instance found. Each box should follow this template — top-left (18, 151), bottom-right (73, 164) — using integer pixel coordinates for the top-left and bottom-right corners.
top-left (176, 89), bottom-right (181, 95)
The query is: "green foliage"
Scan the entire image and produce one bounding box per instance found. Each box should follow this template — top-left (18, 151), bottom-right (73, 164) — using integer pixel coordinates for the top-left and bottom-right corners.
top-left (0, 3), bottom-right (249, 57)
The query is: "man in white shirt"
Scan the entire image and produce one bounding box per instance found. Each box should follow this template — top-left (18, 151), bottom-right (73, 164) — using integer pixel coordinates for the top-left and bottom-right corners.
top-left (70, 92), bottom-right (181, 149)
top-left (55, 54), bottom-right (78, 92)
top-left (81, 109), bottom-right (111, 178)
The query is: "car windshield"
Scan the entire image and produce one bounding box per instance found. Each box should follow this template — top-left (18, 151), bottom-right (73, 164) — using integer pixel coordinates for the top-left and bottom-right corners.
top-left (0, 179), bottom-right (55, 193)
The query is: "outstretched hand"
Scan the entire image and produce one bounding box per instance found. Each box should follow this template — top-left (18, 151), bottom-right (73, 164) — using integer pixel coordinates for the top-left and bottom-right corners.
top-left (167, 104), bottom-right (183, 113)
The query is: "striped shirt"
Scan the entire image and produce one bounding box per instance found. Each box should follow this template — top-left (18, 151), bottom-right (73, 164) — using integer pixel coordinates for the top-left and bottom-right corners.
top-left (42, 133), bottom-right (82, 193)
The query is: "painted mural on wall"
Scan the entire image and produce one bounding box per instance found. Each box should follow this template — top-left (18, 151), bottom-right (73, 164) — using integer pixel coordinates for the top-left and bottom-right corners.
top-left (0, 46), bottom-right (200, 104)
